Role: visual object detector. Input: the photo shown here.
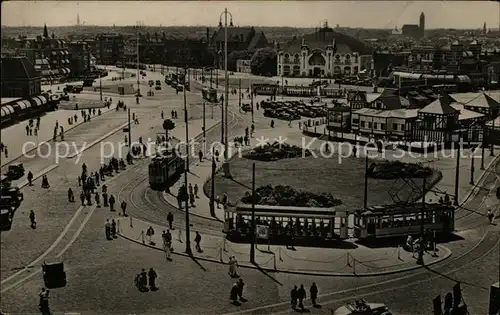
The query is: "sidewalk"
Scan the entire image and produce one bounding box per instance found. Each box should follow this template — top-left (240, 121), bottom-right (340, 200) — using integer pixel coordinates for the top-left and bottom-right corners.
top-left (117, 216), bottom-right (451, 277)
top-left (1, 96), bottom-right (114, 167)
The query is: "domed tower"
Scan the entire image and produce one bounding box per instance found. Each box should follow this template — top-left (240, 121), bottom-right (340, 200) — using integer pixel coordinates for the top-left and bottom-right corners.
top-left (419, 12), bottom-right (425, 38)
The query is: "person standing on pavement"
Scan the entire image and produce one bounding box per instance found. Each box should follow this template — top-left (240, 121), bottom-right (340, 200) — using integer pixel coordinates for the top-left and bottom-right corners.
top-left (111, 219), bottom-right (117, 238)
top-left (109, 195), bottom-right (115, 211)
top-left (29, 210), bottom-right (36, 229)
top-left (290, 285), bottom-right (298, 310)
top-left (310, 282), bottom-right (318, 307)
top-left (188, 184), bottom-right (193, 198)
top-left (167, 212), bottom-right (174, 229)
top-left (194, 184), bottom-right (199, 198)
top-left (80, 191), bottom-right (86, 206)
top-left (198, 150), bottom-right (203, 162)
top-left (189, 191), bottom-right (195, 207)
top-left (230, 282), bottom-right (239, 305)
top-left (237, 278), bottom-right (245, 301)
top-left (148, 268), bottom-right (158, 290)
top-left (297, 284), bottom-right (306, 310)
top-left (68, 188), bottom-right (74, 202)
top-left (4, 146), bottom-right (8, 158)
top-left (27, 171), bottom-right (33, 186)
top-left (146, 226), bottom-right (155, 244)
top-left (95, 192), bottom-right (101, 208)
top-left (105, 219), bottom-right (112, 240)
top-left (38, 288), bottom-right (50, 314)
top-left (195, 231), bottom-right (202, 252)
top-left (121, 201), bottom-right (127, 216)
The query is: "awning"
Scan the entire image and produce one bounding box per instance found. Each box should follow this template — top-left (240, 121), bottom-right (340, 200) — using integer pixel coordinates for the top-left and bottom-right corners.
top-left (1, 107), bottom-right (7, 118)
top-left (456, 75), bottom-right (471, 83)
top-left (16, 100), bottom-right (30, 110)
top-left (31, 97), bottom-right (42, 107)
top-left (3, 105), bottom-right (15, 115)
top-left (38, 96), bottom-right (48, 105)
top-left (41, 69), bottom-right (52, 76)
top-left (65, 68), bottom-right (71, 74)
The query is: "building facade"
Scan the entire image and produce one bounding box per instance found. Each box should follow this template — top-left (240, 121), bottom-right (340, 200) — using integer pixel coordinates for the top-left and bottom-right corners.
top-left (236, 59), bottom-right (252, 73)
top-left (277, 23), bottom-right (373, 77)
top-left (1, 57), bottom-right (41, 99)
top-left (95, 34), bottom-right (125, 65)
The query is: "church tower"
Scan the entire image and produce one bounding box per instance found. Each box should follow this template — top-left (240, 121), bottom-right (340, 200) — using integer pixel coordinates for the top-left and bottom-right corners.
top-left (77, 13), bottom-right (80, 26)
top-left (483, 22), bottom-right (487, 34)
top-left (419, 12), bottom-right (425, 38)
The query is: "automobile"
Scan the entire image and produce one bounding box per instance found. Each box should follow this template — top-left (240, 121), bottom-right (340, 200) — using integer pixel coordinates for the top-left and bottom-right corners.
top-left (242, 103), bottom-right (251, 112)
top-left (176, 85), bottom-right (184, 92)
top-left (42, 260), bottom-right (67, 288)
top-left (5, 163), bottom-right (24, 180)
top-left (0, 207), bottom-right (14, 230)
top-left (155, 80), bottom-right (161, 86)
top-left (73, 86), bottom-right (83, 93)
top-left (155, 86), bottom-right (161, 90)
top-left (0, 189), bottom-right (23, 209)
top-left (148, 80), bottom-right (155, 86)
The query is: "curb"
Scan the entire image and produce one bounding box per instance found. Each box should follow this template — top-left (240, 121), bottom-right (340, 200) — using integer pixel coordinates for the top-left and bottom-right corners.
top-left (1, 105), bottom-right (116, 168)
top-left (117, 228), bottom-right (452, 278)
top-left (66, 121), bottom-right (130, 159)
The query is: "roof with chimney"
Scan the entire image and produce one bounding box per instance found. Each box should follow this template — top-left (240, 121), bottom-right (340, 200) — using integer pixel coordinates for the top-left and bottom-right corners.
top-left (211, 26), bottom-right (255, 43)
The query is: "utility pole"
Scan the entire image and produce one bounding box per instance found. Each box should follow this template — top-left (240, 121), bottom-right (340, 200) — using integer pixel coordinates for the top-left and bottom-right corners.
top-left (481, 122), bottom-right (486, 170)
top-left (491, 116), bottom-right (495, 156)
top-left (417, 175), bottom-right (426, 265)
top-left (250, 80), bottom-right (254, 123)
top-left (184, 158), bottom-right (192, 255)
top-left (221, 96), bottom-right (224, 144)
top-left (454, 137), bottom-right (461, 206)
top-left (136, 22), bottom-right (140, 97)
top-left (470, 150), bottom-right (475, 185)
top-left (238, 78), bottom-right (242, 111)
top-left (99, 72), bottom-right (103, 101)
top-left (223, 8), bottom-right (230, 161)
top-left (128, 108), bottom-right (132, 153)
top-left (363, 155), bottom-right (369, 209)
top-left (250, 162), bottom-right (256, 264)
top-left (210, 68), bottom-right (213, 89)
top-left (210, 153), bottom-right (216, 217)
top-left (184, 66), bottom-right (189, 172)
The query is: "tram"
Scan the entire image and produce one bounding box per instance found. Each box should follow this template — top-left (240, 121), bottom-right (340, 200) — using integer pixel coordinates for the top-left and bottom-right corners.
top-left (202, 88), bottom-right (218, 103)
top-left (224, 204), bottom-right (350, 244)
top-left (148, 150), bottom-right (185, 190)
top-left (252, 83), bottom-right (279, 96)
top-left (353, 203), bottom-right (455, 240)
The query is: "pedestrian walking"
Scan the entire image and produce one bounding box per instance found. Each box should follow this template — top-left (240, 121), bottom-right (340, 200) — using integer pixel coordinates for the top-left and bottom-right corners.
top-left (4, 146), bottom-right (8, 158)
top-left (297, 284), bottom-right (306, 310)
top-left (95, 192), bottom-right (101, 208)
top-left (230, 282), bottom-right (239, 305)
top-left (198, 150), bottom-right (203, 162)
top-left (103, 192), bottom-right (109, 207)
top-left (194, 184), bottom-right (199, 198)
top-left (29, 210), bottom-right (36, 229)
top-left (190, 192), bottom-right (195, 207)
top-left (487, 209), bottom-right (494, 224)
top-left (121, 200), bottom-right (127, 216)
top-left (38, 288), bottom-right (50, 314)
top-left (310, 282), bottom-right (318, 307)
top-left (228, 256), bottom-right (239, 277)
top-left (188, 183), bottom-right (193, 197)
top-left (68, 188), bottom-right (74, 202)
top-left (80, 191), bottom-right (86, 206)
top-left (111, 219), bottom-right (117, 238)
top-left (167, 212), bottom-right (174, 229)
top-left (237, 278), bottom-right (245, 301)
top-left (195, 231), bottom-right (202, 252)
top-left (27, 171), bottom-right (33, 186)
top-left (146, 226), bottom-right (155, 244)
top-left (290, 285), bottom-right (298, 309)
top-left (105, 219), bottom-right (112, 240)
top-left (148, 268), bottom-right (158, 290)
top-left (109, 195), bottom-right (115, 211)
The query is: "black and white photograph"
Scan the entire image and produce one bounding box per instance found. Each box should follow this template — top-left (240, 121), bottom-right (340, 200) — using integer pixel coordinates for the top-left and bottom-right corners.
top-left (0, 1), bottom-right (500, 314)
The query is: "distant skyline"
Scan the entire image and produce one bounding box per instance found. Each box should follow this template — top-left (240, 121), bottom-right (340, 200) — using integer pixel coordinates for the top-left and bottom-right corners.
top-left (2, 1), bottom-right (499, 29)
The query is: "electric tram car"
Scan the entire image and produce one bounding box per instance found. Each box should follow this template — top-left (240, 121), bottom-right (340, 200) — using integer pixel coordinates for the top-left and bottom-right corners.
top-left (223, 202), bottom-right (456, 243)
top-left (148, 151), bottom-right (185, 190)
top-left (353, 203), bottom-right (455, 240)
top-left (202, 88), bottom-right (218, 103)
top-left (224, 204), bottom-right (350, 244)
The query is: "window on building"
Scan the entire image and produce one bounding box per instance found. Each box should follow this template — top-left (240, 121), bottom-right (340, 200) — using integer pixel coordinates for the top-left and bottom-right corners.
top-left (381, 123), bottom-right (386, 130)
top-left (392, 123), bottom-right (398, 130)
top-left (361, 121), bottom-right (365, 128)
top-left (400, 124), bottom-right (405, 131)
top-left (353, 118), bottom-right (359, 124)
top-left (368, 122), bottom-right (372, 128)
top-left (373, 123), bottom-right (378, 129)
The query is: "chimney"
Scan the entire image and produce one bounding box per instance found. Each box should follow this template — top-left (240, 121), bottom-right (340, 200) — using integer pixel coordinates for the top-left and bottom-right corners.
top-left (206, 27), bottom-right (210, 46)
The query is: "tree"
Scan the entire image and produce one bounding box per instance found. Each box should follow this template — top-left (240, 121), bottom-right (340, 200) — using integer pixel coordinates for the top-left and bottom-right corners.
top-left (162, 119), bottom-right (175, 144)
top-left (250, 47), bottom-right (277, 76)
top-left (227, 50), bottom-right (254, 72)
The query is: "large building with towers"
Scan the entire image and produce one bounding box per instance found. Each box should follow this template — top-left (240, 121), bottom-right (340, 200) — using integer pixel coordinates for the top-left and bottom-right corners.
top-left (276, 22), bottom-right (373, 77)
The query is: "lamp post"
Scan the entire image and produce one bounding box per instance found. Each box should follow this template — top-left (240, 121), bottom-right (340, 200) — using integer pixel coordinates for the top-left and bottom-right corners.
top-left (184, 66), bottom-right (190, 172)
top-left (136, 21), bottom-right (141, 97)
top-left (220, 8), bottom-right (233, 166)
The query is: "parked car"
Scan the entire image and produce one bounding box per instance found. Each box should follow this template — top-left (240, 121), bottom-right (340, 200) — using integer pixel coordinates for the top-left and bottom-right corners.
top-left (5, 163), bottom-right (24, 180)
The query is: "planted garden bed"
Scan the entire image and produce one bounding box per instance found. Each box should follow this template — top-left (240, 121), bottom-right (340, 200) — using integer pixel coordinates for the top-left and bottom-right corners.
top-left (368, 160), bottom-right (434, 179)
top-left (244, 141), bottom-right (311, 161)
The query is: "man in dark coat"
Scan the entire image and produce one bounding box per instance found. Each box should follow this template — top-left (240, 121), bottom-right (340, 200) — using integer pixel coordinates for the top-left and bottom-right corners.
top-left (290, 285), bottom-right (298, 309)
top-left (195, 232), bottom-right (202, 252)
top-left (167, 212), bottom-right (174, 229)
top-left (109, 195), bottom-right (115, 211)
top-left (310, 282), bottom-right (318, 306)
top-left (27, 171), bottom-right (33, 186)
top-left (297, 284), bottom-right (306, 310)
top-left (148, 268), bottom-right (157, 290)
top-left (230, 283), bottom-right (239, 305)
top-left (140, 269), bottom-right (148, 291)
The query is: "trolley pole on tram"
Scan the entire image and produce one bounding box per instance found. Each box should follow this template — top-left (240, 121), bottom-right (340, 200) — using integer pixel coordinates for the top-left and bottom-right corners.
top-left (184, 66), bottom-right (190, 172)
top-left (250, 162), bottom-right (256, 264)
top-left (363, 155), bottom-right (369, 209)
top-left (417, 176), bottom-right (426, 265)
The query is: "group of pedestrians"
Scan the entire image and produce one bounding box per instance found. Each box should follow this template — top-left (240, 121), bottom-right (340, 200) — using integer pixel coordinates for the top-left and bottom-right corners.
top-left (176, 183), bottom-right (200, 209)
top-left (104, 218), bottom-right (118, 240)
top-left (291, 283), bottom-right (319, 310)
top-left (134, 268), bottom-right (158, 292)
top-left (25, 117), bottom-right (41, 136)
top-left (229, 278), bottom-right (246, 305)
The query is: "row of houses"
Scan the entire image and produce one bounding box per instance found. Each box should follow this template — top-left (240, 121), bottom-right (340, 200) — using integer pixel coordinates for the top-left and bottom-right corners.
top-left (327, 88), bottom-right (500, 144)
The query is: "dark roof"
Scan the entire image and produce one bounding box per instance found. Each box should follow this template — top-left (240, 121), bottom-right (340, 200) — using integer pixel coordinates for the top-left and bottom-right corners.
top-left (371, 89), bottom-right (410, 109)
top-left (1, 57), bottom-right (40, 81)
top-left (402, 24), bottom-right (419, 30)
top-left (212, 26), bottom-right (254, 43)
top-left (465, 93), bottom-right (500, 109)
top-left (419, 98), bottom-right (458, 115)
top-left (248, 31), bottom-right (268, 50)
top-left (281, 27), bottom-right (372, 55)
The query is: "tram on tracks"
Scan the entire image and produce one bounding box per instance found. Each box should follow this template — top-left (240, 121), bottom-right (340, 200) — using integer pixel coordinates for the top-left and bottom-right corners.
top-left (252, 83), bottom-right (279, 96)
top-left (202, 87), bottom-right (218, 103)
top-left (353, 203), bottom-right (455, 240)
top-left (223, 201), bottom-right (456, 244)
top-left (148, 150), bottom-right (185, 190)
top-left (223, 204), bottom-right (350, 244)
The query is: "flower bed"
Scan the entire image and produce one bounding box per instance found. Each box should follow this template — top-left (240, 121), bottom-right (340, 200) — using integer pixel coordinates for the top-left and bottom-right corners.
top-left (240, 184), bottom-right (342, 208)
top-left (244, 141), bottom-right (312, 161)
top-left (368, 160), bottom-right (434, 179)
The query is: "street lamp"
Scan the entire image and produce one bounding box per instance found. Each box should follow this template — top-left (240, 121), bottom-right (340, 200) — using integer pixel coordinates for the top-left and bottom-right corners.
top-left (220, 8), bottom-right (232, 176)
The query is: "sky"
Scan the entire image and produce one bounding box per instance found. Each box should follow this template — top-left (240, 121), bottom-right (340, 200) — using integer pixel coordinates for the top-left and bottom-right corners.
top-left (2, 1), bottom-right (499, 29)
